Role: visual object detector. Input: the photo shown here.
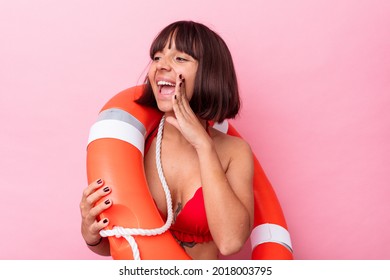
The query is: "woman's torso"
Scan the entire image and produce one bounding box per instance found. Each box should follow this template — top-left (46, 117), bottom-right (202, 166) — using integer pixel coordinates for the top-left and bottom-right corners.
top-left (144, 125), bottom-right (232, 259)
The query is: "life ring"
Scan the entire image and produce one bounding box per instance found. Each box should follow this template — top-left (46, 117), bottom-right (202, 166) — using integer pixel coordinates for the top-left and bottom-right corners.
top-left (86, 85), bottom-right (293, 260)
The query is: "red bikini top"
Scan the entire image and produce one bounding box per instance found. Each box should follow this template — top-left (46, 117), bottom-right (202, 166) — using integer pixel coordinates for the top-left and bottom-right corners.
top-left (169, 187), bottom-right (212, 243)
top-left (145, 127), bottom-right (213, 244)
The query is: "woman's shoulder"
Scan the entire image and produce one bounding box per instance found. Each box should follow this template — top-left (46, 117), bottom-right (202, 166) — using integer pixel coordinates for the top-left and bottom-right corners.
top-left (210, 126), bottom-right (254, 177)
top-left (210, 127), bottom-right (253, 158)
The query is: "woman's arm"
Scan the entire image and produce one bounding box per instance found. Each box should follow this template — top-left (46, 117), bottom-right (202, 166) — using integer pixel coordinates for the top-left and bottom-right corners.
top-left (196, 136), bottom-right (254, 255)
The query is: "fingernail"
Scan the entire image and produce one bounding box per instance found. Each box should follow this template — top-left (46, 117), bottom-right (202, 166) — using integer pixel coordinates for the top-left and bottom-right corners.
top-left (174, 95), bottom-right (177, 99)
top-left (103, 186), bottom-right (110, 192)
top-left (103, 218), bottom-right (108, 224)
top-left (179, 82), bottom-right (182, 87)
top-left (97, 179), bottom-right (102, 185)
top-left (104, 199), bottom-right (110, 205)
top-left (179, 74), bottom-right (182, 79)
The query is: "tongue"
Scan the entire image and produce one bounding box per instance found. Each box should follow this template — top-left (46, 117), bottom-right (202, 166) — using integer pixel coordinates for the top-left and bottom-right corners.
top-left (160, 85), bottom-right (175, 95)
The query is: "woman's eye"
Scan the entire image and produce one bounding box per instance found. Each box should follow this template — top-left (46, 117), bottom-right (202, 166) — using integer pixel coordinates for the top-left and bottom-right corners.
top-left (176, 57), bottom-right (188, 62)
top-left (153, 52), bottom-right (162, 61)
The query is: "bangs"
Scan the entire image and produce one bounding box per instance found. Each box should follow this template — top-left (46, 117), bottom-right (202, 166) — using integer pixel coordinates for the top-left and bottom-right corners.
top-left (149, 21), bottom-right (202, 60)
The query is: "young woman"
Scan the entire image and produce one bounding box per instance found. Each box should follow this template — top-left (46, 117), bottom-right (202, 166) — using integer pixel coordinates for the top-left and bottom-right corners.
top-left (80, 21), bottom-right (254, 260)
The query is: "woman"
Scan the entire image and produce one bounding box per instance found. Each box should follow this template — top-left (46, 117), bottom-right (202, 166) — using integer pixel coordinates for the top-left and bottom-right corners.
top-left (80, 20), bottom-right (254, 260)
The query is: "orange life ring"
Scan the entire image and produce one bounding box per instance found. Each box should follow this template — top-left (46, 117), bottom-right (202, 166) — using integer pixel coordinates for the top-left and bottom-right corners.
top-left (87, 85), bottom-right (293, 260)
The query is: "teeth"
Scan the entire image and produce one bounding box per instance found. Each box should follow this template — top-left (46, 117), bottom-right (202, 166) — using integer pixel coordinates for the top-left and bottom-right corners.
top-left (157, 81), bottom-right (175, 86)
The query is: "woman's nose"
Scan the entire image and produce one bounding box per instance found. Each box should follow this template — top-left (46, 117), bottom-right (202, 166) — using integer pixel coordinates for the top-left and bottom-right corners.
top-left (156, 57), bottom-right (172, 71)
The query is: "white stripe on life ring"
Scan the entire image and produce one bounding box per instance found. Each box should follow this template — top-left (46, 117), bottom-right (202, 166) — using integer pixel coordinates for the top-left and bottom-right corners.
top-left (97, 108), bottom-right (146, 136)
top-left (87, 119), bottom-right (145, 156)
top-left (250, 223), bottom-right (293, 253)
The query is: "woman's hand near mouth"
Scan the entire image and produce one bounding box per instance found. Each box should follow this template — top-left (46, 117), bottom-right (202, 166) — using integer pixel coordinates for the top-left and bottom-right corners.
top-left (165, 74), bottom-right (212, 151)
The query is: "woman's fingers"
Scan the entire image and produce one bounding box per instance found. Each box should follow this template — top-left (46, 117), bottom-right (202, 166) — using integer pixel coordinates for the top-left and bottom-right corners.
top-left (171, 75), bottom-right (184, 118)
top-left (80, 178), bottom-right (112, 244)
top-left (90, 217), bottom-right (110, 233)
top-left (81, 178), bottom-right (104, 204)
top-left (80, 178), bottom-right (112, 222)
top-left (172, 74), bottom-right (196, 123)
top-left (89, 198), bottom-right (112, 218)
top-left (84, 185), bottom-right (111, 210)
top-left (175, 74), bottom-right (193, 116)
top-left (166, 75), bottom-right (185, 129)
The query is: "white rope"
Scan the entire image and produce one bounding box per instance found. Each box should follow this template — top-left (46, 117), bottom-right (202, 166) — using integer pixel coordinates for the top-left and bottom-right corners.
top-left (99, 115), bottom-right (174, 260)
top-left (155, 115), bottom-right (174, 228)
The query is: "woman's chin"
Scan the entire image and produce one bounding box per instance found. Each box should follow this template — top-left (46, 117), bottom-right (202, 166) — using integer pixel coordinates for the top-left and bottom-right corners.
top-left (156, 103), bottom-right (173, 113)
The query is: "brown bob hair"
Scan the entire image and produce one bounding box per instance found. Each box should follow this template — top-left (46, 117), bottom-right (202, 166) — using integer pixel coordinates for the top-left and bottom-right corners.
top-left (136, 20), bottom-right (240, 123)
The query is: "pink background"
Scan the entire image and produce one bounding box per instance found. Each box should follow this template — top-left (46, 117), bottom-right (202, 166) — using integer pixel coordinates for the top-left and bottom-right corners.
top-left (1, 0), bottom-right (389, 260)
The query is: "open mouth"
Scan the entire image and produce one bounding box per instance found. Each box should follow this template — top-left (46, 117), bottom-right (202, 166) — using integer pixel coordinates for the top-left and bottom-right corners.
top-left (157, 80), bottom-right (176, 95)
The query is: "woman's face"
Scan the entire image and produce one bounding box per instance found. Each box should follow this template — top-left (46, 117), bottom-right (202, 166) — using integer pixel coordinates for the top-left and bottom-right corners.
top-left (148, 40), bottom-right (198, 113)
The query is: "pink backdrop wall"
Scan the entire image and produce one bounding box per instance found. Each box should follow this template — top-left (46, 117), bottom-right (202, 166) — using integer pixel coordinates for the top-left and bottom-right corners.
top-left (1, 0), bottom-right (389, 259)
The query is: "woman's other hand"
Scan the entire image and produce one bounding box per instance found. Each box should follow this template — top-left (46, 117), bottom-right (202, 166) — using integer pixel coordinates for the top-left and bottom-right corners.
top-left (79, 179), bottom-right (112, 254)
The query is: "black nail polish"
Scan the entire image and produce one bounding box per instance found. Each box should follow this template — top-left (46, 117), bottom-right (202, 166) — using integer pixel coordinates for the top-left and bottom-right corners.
top-left (103, 186), bottom-right (110, 192)
top-left (97, 179), bottom-right (102, 184)
top-left (174, 95), bottom-right (177, 99)
top-left (179, 82), bottom-right (182, 87)
top-left (104, 199), bottom-right (110, 205)
top-left (103, 218), bottom-right (108, 224)
top-left (179, 74), bottom-right (182, 79)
